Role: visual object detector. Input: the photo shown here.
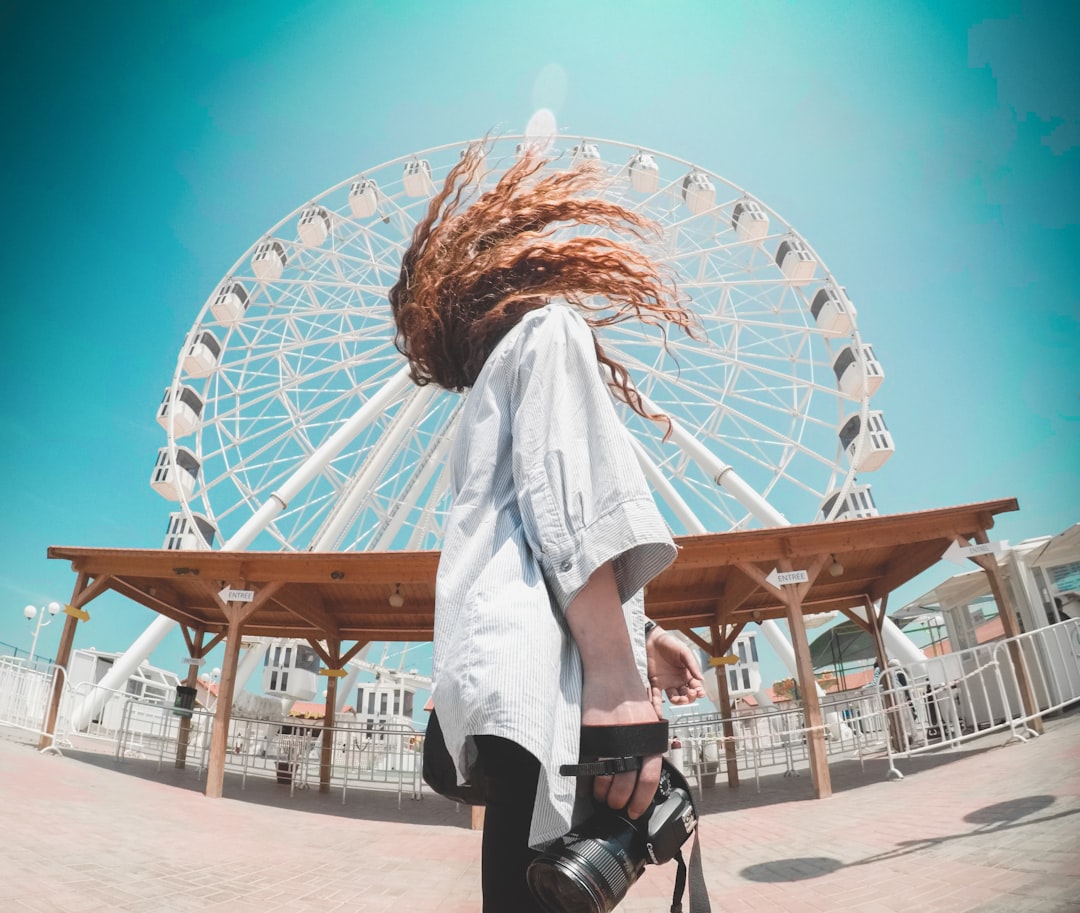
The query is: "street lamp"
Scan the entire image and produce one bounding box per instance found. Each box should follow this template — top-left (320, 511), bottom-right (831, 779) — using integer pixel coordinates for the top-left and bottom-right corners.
top-left (23, 601), bottom-right (62, 664)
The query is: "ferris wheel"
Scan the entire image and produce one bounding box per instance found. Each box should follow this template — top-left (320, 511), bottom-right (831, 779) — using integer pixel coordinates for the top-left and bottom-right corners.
top-left (152, 135), bottom-right (893, 558)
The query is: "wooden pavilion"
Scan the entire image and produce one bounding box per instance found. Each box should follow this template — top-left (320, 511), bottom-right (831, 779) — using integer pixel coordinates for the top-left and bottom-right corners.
top-left (42, 497), bottom-right (1036, 801)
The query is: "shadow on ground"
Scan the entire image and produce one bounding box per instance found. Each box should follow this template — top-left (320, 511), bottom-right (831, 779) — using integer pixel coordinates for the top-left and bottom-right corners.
top-left (738, 792), bottom-right (1080, 883)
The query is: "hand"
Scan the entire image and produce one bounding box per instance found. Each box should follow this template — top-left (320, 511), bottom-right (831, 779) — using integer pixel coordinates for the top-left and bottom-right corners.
top-left (646, 627), bottom-right (706, 717)
top-left (581, 685), bottom-right (663, 821)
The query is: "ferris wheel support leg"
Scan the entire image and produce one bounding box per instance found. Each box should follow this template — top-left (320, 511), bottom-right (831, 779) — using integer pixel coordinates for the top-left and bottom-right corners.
top-left (234, 638), bottom-right (270, 693)
top-left (71, 614), bottom-right (177, 732)
top-left (223, 365), bottom-right (414, 552)
top-left (374, 417), bottom-right (457, 550)
top-left (336, 655), bottom-right (369, 713)
top-left (311, 384), bottom-right (437, 551)
top-left (638, 393), bottom-right (788, 528)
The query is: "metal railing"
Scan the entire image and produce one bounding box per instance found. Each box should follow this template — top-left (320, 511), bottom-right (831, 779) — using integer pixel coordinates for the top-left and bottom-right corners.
top-left (668, 618), bottom-right (1080, 789)
top-left (5, 619), bottom-right (1078, 799)
top-left (0, 656), bottom-right (68, 750)
top-left (112, 702), bottom-right (426, 805)
top-left (872, 617), bottom-right (1080, 778)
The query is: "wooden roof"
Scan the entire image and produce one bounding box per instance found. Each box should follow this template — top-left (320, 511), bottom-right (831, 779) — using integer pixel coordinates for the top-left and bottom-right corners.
top-left (48, 498), bottom-right (1018, 645)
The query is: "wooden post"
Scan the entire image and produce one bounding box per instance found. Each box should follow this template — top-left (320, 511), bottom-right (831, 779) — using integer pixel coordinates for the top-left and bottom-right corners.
top-left (206, 609), bottom-right (244, 799)
top-left (39, 571), bottom-right (92, 750)
top-left (319, 662), bottom-right (338, 795)
top-left (175, 629), bottom-right (205, 769)
top-left (39, 612), bottom-right (79, 750)
top-left (863, 598), bottom-right (905, 750)
top-left (716, 661), bottom-right (739, 788)
top-left (972, 531), bottom-right (1043, 735)
top-left (782, 570), bottom-right (831, 799)
top-left (711, 625), bottom-right (739, 788)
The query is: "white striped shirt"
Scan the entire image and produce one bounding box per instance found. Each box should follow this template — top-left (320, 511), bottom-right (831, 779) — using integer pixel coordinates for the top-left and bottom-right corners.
top-left (432, 303), bottom-right (677, 847)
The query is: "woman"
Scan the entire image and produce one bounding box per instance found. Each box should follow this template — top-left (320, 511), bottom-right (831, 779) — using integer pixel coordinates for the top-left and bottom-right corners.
top-left (390, 142), bottom-right (706, 911)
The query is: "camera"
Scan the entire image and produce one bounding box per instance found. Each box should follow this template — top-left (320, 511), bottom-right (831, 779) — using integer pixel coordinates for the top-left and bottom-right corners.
top-left (526, 763), bottom-right (697, 913)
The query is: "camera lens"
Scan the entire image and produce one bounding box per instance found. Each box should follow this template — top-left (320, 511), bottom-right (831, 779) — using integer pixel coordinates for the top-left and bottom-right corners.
top-left (527, 814), bottom-right (645, 913)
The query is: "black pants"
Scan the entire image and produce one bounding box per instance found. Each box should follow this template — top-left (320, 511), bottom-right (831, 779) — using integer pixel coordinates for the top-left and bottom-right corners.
top-left (474, 735), bottom-right (546, 913)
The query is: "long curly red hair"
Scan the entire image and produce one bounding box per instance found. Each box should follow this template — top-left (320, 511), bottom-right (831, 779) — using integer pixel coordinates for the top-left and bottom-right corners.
top-left (389, 142), bottom-right (698, 428)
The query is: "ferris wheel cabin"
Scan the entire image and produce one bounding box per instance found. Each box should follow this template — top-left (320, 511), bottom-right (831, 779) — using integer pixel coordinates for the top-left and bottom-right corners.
top-left (210, 282), bottom-right (250, 324)
top-left (183, 330), bottom-right (221, 378)
top-left (819, 484), bottom-right (879, 521)
top-left (263, 640), bottom-right (320, 701)
top-left (252, 240), bottom-right (287, 282)
top-left (838, 411), bottom-right (894, 472)
top-left (150, 446), bottom-right (200, 501)
top-left (628, 153), bottom-right (660, 193)
top-left (349, 179), bottom-right (379, 218)
top-left (809, 285), bottom-right (856, 336)
top-left (775, 238), bottom-right (816, 284)
top-left (571, 143), bottom-right (601, 168)
top-left (163, 511), bottom-right (216, 550)
top-left (832, 344), bottom-right (884, 398)
top-left (297, 206), bottom-right (331, 247)
top-left (403, 160), bottom-right (433, 197)
top-left (682, 171), bottom-right (716, 215)
top-left (731, 200), bottom-right (769, 242)
top-left (156, 385), bottom-right (204, 438)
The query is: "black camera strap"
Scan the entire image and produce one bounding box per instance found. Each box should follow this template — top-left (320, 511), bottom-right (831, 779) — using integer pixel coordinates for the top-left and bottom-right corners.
top-left (667, 767), bottom-right (711, 913)
top-left (559, 720), bottom-right (670, 777)
top-left (671, 839), bottom-right (711, 913)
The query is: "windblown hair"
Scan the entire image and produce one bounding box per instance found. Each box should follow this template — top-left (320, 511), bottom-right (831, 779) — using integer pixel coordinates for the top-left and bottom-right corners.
top-left (389, 142), bottom-right (698, 428)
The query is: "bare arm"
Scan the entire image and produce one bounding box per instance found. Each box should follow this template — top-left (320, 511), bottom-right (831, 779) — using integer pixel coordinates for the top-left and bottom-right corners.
top-left (565, 560), bottom-right (661, 819)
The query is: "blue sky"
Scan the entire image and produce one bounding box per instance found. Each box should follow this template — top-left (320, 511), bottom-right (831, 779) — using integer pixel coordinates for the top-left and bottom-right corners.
top-left (1, 1), bottom-right (1076, 697)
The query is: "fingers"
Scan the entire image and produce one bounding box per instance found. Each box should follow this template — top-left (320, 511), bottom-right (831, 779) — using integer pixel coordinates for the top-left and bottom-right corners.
top-left (666, 676), bottom-right (706, 705)
top-left (592, 755), bottom-right (662, 819)
top-left (593, 772), bottom-right (614, 806)
top-left (597, 768), bottom-right (635, 812)
top-left (592, 753), bottom-right (663, 819)
top-left (650, 685), bottom-right (664, 718)
top-left (627, 753), bottom-right (662, 819)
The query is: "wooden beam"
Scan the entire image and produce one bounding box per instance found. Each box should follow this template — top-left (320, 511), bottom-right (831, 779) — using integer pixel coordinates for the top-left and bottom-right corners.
top-left (179, 625), bottom-right (196, 657)
top-left (340, 641), bottom-right (370, 667)
top-left (681, 628), bottom-right (713, 655)
top-left (202, 632), bottom-right (227, 655)
top-left (716, 622), bottom-right (747, 657)
top-left (712, 625), bottom-right (739, 789)
top-left (839, 606), bottom-right (872, 633)
top-left (968, 531), bottom-right (1043, 734)
top-left (175, 629), bottom-right (204, 770)
top-left (205, 582), bottom-right (283, 797)
top-left (779, 560), bottom-right (831, 799)
top-left (305, 638), bottom-right (335, 670)
top-left (274, 590), bottom-right (341, 640)
top-left (40, 571), bottom-right (92, 750)
top-left (110, 578), bottom-right (209, 628)
top-left (205, 607), bottom-right (244, 799)
top-left (318, 638), bottom-right (340, 794)
top-left (870, 539), bottom-right (951, 602)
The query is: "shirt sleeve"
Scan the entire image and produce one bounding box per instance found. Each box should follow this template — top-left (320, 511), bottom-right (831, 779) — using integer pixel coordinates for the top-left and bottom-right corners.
top-left (509, 305), bottom-right (677, 613)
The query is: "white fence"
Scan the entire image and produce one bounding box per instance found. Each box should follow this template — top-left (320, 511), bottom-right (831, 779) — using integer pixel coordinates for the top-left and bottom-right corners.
top-left (668, 618), bottom-right (1080, 790)
top-left (113, 703), bottom-right (424, 805)
top-left (4, 619), bottom-right (1078, 798)
top-left (0, 657), bottom-right (68, 749)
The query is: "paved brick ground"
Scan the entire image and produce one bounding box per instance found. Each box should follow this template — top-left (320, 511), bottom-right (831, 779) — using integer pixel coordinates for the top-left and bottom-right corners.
top-left (1, 711), bottom-right (1078, 912)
